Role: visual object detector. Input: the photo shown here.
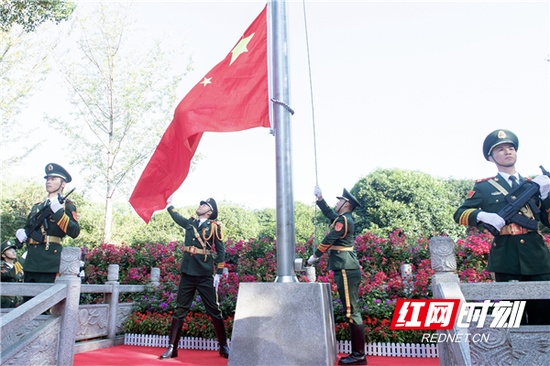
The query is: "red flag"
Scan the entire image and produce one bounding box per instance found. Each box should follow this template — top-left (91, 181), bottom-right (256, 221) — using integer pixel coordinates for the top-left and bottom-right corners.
top-left (130, 5), bottom-right (269, 223)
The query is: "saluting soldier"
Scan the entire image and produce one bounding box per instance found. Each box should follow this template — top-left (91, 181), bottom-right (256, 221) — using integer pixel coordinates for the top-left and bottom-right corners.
top-left (1, 240), bottom-right (24, 308)
top-left (159, 196), bottom-right (229, 360)
top-left (454, 129), bottom-right (550, 325)
top-left (309, 187), bottom-right (367, 366)
top-left (15, 163), bottom-right (80, 284)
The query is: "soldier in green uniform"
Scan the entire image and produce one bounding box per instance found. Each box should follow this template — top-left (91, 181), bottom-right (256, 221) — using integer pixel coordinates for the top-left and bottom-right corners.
top-left (159, 196), bottom-right (229, 360)
top-left (454, 129), bottom-right (550, 325)
top-left (15, 163), bottom-right (80, 285)
top-left (1, 240), bottom-right (24, 308)
top-left (309, 187), bottom-right (367, 366)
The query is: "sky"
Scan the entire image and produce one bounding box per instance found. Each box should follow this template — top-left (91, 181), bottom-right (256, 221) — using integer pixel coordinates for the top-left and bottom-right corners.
top-left (6, 0), bottom-right (550, 214)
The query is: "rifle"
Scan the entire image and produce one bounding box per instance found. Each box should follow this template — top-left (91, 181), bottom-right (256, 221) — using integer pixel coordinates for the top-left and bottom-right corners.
top-left (483, 167), bottom-right (547, 236)
top-left (541, 165), bottom-right (550, 178)
top-left (15, 188), bottom-right (76, 248)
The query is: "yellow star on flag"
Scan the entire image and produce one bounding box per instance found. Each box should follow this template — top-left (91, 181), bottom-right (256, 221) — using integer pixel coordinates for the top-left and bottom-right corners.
top-left (230, 33), bottom-right (255, 65)
top-left (200, 77), bottom-right (212, 87)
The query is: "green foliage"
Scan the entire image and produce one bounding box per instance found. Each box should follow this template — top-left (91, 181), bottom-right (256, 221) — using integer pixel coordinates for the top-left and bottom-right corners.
top-left (351, 168), bottom-right (469, 240)
top-left (0, 178), bottom-right (44, 243)
top-left (255, 207), bottom-right (276, 240)
top-left (217, 202), bottom-right (261, 240)
top-left (252, 203), bottom-right (316, 243)
top-left (116, 205), bottom-right (185, 246)
top-left (68, 200), bottom-right (104, 249)
top-left (294, 201), bottom-right (316, 244)
top-left (0, 0), bottom-right (74, 33)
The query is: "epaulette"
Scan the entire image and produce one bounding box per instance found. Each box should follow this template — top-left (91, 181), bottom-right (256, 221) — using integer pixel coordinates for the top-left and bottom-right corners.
top-left (213, 221), bottom-right (224, 240)
top-left (475, 176), bottom-right (494, 183)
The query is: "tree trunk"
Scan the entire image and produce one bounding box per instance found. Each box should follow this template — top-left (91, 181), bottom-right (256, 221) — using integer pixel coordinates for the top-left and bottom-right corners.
top-left (103, 196), bottom-right (113, 244)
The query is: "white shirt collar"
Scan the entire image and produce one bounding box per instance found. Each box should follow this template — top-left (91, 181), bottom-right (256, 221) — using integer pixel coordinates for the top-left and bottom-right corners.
top-left (498, 172), bottom-right (519, 186)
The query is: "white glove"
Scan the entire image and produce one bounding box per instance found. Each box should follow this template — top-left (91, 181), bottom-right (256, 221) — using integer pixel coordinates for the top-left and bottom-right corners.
top-left (533, 175), bottom-right (550, 200)
top-left (50, 196), bottom-right (63, 213)
top-left (166, 194), bottom-right (174, 207)
top-left (314, 186), bottom-right (322, 199)
top-left (477, 212), bottom-right (506, 232)
top-left (213, 274), bottom-right (222, 291)
top-left (16, 228), bottom-right (27, 243)
top-left (307, 255), bottom-right (318, 265)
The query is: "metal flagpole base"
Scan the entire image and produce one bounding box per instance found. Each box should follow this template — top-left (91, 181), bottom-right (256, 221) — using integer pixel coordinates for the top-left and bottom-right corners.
top-left (228, 282), bottom-right (337, 366)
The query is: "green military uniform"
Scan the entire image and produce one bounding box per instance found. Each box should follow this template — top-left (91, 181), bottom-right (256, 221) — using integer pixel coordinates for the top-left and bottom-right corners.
top-left (1, 241), bottom-right (24, 308)
top-left (454, 129), bottom-right (550, 325)
top-left (454, 173), bottom-right (550, 275)
top-left (161, 197), bottom-right (229, 359)
top-left (315, 188), bottom-right (366, 366)
top-left (23, 164), bottom-right (80, 284)
top-left (167, 205), bottom-right (225, 280)
top-left (316, 190), bottom-right (361, 323)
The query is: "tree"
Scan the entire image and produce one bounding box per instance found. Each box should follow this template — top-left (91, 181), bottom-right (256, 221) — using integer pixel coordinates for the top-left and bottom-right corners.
top-left (294, 201), bottom-right (316, 244)
top-left (217, 202), bottom-right (261, 241)
top-left (0, 0), bottom-right (74, 170)
top-left (0, 178), bottom-right (44, 243)
top-left (351, 168), bottom-right (469, 239)
top-left (47, 2), bottom-right (191, 243)
top-left (1, 0), bottom-right (74, 33)
top-left (255, 207), bottom-right (276, 240)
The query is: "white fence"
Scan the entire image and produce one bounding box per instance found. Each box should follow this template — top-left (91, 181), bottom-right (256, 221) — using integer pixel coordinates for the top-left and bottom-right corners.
top-left (124, 334), bottom-right (438, 358)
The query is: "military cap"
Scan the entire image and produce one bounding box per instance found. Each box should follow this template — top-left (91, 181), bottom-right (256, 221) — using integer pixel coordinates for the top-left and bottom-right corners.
top-left (482, 129), bottom-right (519, 161)
top-left (44, 163), bottom-right (72, 183)
top-left (200, 198), bottom-right (218, 220)
top-left (337, 188), bottom-right (361, 208)
top-left (1, 240), bottom-right (17, 254)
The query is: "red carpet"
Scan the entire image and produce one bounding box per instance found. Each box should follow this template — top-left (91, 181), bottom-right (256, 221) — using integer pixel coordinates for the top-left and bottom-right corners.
top-left (73, 345), bottom-right (440, 366)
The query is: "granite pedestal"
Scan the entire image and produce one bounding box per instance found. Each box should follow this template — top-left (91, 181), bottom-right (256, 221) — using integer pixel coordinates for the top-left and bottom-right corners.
top-left (228, 282), bottom-right (337, 366)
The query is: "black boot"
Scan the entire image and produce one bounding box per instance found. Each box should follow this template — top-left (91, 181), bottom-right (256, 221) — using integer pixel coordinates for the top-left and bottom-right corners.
top-left (160, 317), bottom-right (184, 359)
top-left (339, 322), bottom-right (367, 365)
top-left (212, 318), bottom-right (230, 358)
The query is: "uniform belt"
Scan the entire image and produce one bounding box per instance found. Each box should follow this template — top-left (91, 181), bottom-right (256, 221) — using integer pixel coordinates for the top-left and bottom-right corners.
top-left (329, 245), bottom-right (353, 252)
top-left (28, 236), bottom-right (61, 244)
top-left (183, 246), bottom-right (211, 255)
top-left (499, 224), bottom-right (534, 236)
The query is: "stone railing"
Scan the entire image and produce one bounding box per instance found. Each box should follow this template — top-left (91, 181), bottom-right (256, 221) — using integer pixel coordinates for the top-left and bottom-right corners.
top-left (429, 237), bottom-right (550, 366)
top-left (0, 247), bottom-right (160, 366)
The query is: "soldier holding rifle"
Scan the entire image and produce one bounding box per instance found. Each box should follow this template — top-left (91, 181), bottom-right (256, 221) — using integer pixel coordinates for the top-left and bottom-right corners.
top-left (15, 163), bottom-right (80, 284)
top-left (454, 129), bottom-right (550, 325)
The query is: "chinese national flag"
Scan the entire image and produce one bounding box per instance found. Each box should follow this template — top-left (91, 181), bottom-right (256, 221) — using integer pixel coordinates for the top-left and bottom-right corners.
top-left (130, 5), bottom-right (269, 223)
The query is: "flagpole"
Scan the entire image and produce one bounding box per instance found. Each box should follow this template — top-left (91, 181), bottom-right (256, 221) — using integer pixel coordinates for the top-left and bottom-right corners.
top-left (230, 5), bottom-right (338, 363)
top-left (270, 0), bottom-right (298, 283)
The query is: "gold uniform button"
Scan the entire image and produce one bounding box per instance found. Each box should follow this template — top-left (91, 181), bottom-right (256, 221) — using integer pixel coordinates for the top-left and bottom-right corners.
top-left (520, 239), bottom-right (525, 244)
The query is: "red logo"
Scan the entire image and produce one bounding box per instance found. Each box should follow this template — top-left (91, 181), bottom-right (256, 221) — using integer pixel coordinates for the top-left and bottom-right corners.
top-left (335, 223), bottom-right (343, 231)
top-left (390, 299), bottom-right (460, 330)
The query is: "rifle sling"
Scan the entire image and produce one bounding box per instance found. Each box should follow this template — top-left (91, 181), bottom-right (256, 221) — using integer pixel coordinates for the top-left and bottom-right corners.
top-left (489, 179), bottom-right (539, 231)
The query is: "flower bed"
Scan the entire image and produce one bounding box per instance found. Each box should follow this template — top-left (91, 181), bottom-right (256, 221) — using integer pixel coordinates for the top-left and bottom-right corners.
top-left (82, 229), bottom-right (550, 344)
